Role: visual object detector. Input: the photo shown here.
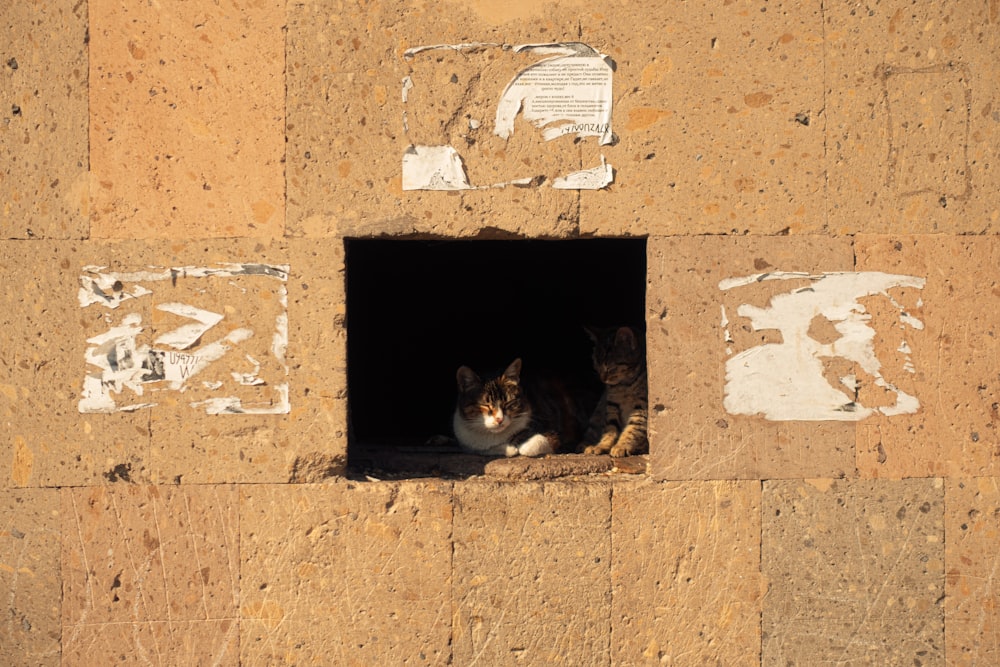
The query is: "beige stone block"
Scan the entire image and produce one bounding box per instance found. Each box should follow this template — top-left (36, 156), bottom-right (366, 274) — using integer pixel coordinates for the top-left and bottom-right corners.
top-left (88, 0), bottom-right (284, 238)
top-left (0, 488), bottom-right (61, 666)
top-left (580, 0), bottom-right (826, 236)
top-left (762, 478), bottom-right (944, 664)
top-left (61, 486), bottom-right (239, 660)
top-left (946, 478), bottom-right (1000, 666)
top-left (0, 241), bottom-right (153, 487)
top-left (855, 235), bottom-right (1000, 477)
top-left (647, 235), bottom-right (855, 480)
top-left (825, 1), bottom-right (1000, 234)
top-left (452, 481), bottom-right (611, 663)
top-left (286, 1), bottom-right (609, 238)
top-left (611, 480), bottom-right (761, 665)
top-left (1, 0), bottom-right (89, 239)
top-left (239, 482), bottom-right (453, 665)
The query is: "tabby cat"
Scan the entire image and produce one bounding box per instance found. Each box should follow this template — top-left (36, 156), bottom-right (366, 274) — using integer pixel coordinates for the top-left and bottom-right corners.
top-left (582, 326), bottom-right (648, 457)
top-left (452, 358), bottom-right (588, 457)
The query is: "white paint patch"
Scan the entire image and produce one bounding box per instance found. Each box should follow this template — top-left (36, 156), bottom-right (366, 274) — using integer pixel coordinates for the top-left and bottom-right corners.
top-left (719, 271), bottom-right (925, 421)
top-left (78, 263), bottom-right (290, 415)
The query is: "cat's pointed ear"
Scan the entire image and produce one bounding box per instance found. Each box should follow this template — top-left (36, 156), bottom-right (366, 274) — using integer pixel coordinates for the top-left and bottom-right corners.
top-left (615, 326), bottom-right (638, 350)
top-left (456, 366), bottom-right (481, 392)
top-left (503, 358), bottom-right (522, 382)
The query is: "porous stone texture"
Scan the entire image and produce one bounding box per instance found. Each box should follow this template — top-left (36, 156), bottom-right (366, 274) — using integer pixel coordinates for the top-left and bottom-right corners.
top-left (60, 485), bottom-right (239, 666)
top-left (452, 481), bottom-right (611, 663)
top-left (1, 0), bottom-right (89, 240)
top-left (945, 478), bottom-right (1000, 666)
top-left (239, 482), bottom-right (453, 665)
top-left (647, 234), bottom-right (856, 480)
top-left (0, 488), bottom-right (61, 667)
top-left (581, 0), bottom-right (827, 236)
top-left (825, 1), bottom-right (1000, 235)
top-left (88, 0), bottom-right (284, 238)
top-left (856, 235), bottom-right (1000, 478)
top-left (763, 478), bottom-right (944, 664)
top-left (0, 241), bottom-right (153, 487)
top-left (611, 480), bottom-right (762, 665)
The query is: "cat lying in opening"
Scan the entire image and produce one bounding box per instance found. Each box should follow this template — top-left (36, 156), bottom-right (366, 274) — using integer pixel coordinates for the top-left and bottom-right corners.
top-left (452, 358), bottom-right (589, 457)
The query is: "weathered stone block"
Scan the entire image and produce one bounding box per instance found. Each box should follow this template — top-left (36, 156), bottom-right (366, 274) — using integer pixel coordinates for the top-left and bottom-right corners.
top-left (286, 1), bottom-right (607, 238)
top-left (0, 488), bottom-right (61, 666)
top-left (945, 478), bottom-right (1000, 666)
top-left (763, 478), bottom-right (944, 664)
top-left (647, 235), bottom-right (855, 480)
top-left (1, 0), bottom-right (89, 240)
top-left (88, 0), bottom-right (284, 238)
top-left (0, 240), bottom-right (152, 487)
top-left (580, 0), bottom-right (827, 236)
top-left (240, 482), bottom-right (453, 664)
top-left (61, 486), bottom-right (239, 663)
top-left (825, 0), bottom-right (1000, 234)
top-left (611, 480), bottom-right (761, 665)
top-left (452, 481), bottom-right (611, 663)
top-left (855, 235), bottom-right (1000, 477)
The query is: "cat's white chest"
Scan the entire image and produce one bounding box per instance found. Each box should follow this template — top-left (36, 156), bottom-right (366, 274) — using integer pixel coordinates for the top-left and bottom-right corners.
top-left (453, 408), bottom-right (531, 456)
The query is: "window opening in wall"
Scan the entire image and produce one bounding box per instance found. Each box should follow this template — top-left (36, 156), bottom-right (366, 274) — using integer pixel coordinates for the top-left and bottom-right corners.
top-left (345, 238), bottom-right (647, 479)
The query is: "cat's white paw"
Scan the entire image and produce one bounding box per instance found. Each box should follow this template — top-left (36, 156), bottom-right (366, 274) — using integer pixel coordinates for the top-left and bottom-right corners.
top-left (517, 434), bottom-right (554, 457)
top-left (504, 445), bottom-right (520, 457)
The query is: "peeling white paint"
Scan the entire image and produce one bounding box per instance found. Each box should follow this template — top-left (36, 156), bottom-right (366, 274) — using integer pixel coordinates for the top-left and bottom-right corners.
top-left (719, 271), bottom-right (926, 421)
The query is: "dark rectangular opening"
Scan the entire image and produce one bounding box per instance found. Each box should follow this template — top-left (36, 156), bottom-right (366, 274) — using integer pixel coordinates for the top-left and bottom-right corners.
top-left (345, 238), bottom-right (647, 478)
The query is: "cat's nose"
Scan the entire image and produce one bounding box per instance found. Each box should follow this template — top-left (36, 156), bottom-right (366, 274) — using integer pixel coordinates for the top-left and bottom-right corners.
top-left (494, 410), bottom-right (504, 425)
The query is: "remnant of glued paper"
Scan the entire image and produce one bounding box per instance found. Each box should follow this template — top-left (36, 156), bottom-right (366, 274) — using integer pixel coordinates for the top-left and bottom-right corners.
top-left (78, 263), bottom-right (290, 415)
top-left (719, 271), bottom-right (926, 421)
top-left (402, 145), bottom-right (471, 191)
top-left (552, 158), bottom-right (614, 190)
top-left (401, 41), bottom-right (616, 191)
top-left (495, 43), bottom-right (614, 145)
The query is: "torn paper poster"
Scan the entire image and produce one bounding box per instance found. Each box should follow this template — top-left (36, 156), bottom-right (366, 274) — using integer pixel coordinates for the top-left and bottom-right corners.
top-left (495, 43), bottom-right (614, 145)
top-left (402, 145), bottom-right (471, 191)
top-left (78, 263), bottom-right (290, 415)
top-left (401, 41), bottom-right (615, 191)
top-left (719, 271), bottom-right (926, 421)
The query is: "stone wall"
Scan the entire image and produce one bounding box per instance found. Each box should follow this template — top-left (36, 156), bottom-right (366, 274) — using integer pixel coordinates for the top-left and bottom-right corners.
top-left (3, 0), bottom-right (1000, 664)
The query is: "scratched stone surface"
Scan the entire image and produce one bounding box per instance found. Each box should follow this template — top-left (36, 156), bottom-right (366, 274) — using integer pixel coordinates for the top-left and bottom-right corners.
top-left (762, 478), bottom-right (944, 664)
top-left (0, 241), bottom-right (153, 487)
top-left (647, 235), bottom-right (856, 480)
top-left (945, 478), bottom-right (1000, 666)
top-left (611, 480), bottom-right (762, 665)
top-left (0, 489), bottom-right (61, 667)
top-left (825, 0), bottom-right (1000, 235)
top-left (579, 0), bottom-right (827, 236)
top-left (285, 1), bottom-right (593, 238)
top-left (452, 481), bottom-right (612, 663)
top-left (88, 0), bottom-right (284, 238)
top-left (0, 0), bottom-right (89, 240)
top-left (856, 235), bottom-right (1000, 478)
top-left (60, 485), bottom-right (239, 665)
top-left (239, 482), bottom-right (453, 665)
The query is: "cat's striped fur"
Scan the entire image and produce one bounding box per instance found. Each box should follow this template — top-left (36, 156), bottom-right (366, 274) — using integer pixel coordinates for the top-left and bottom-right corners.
top-left (452, 358), bottom-right (588, 457)
top-left (583, 326), bottom-right (648, 457)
